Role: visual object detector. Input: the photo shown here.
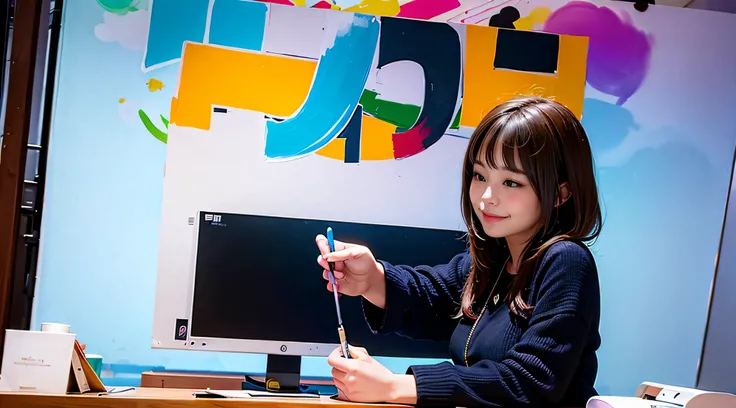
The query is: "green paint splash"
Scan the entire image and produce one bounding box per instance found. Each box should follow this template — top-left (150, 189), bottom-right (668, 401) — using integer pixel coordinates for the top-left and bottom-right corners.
top-left (138, 109), bottom-right (168, 144)
top-left (359, 90), bottom-right (420, 130)
top-left (450, 106), bottom-right (462, 129)
top-left (96, 0), bottom-right (148, 15)
top-left (359, 90), bottom-right (462, 131)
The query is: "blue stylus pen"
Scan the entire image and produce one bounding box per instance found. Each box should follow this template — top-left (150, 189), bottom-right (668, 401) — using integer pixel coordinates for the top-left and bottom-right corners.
top-left (326, 227), bottom-right (351, 359)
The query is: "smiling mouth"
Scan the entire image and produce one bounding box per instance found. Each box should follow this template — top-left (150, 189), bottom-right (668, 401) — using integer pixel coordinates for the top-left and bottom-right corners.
top-left (481, 212), bottom-right (508, 223)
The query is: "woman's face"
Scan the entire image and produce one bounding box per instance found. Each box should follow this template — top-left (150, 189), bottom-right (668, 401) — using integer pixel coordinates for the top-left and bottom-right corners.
top-left (469, 144), bottom-right (542, 247)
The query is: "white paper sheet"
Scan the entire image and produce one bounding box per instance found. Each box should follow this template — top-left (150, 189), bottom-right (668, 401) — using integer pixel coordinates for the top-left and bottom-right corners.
top-left (262, 6), bottom-right (330, 60)
top-left (205, 389), bottom-right (321, 399)
top-left (587, 396), bottom-right (680, 408)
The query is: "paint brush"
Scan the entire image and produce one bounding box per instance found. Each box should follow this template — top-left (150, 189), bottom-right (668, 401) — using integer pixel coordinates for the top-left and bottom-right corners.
top-left (326, 227), bottom-right (351, 359)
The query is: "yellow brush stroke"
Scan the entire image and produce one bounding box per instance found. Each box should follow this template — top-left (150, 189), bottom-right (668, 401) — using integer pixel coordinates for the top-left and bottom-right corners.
top-left (360, 115), bottom-right (395, 161)
top-left (316, 137), bottom-right (346, 161)
top-left (344, 0), bottom-right (400, 17)
top-left (147, 78), bottom-right (165, 92)
top-left (514, 7), bottom-right (552, 31)
top-left (170, 43), bottom-right (317, 130)
top-left (292, 0), bottom-right (306, 5)
top-left (315, 114), bottom-right (396, 161)
top-left (460, 26), bottom-right (587, 128)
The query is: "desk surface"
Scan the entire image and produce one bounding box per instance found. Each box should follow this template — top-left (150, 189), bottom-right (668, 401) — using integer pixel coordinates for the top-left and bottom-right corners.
top-left (0, 387), bottom-right (409, 407)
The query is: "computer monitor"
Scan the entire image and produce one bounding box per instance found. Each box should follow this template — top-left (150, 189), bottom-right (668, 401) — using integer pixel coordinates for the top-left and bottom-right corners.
top-left (184, 211), bottom-right (468, 392)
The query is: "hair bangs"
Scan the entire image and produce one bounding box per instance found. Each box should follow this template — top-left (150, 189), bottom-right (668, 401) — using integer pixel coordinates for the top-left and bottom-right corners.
top-left (477, 112), bottom-right (536, 177)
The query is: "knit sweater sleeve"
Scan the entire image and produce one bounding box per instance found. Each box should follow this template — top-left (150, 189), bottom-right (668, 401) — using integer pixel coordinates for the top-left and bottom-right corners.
top-left (407, 241), bottom-right (600, 407)
top-left (361, 251), bottom-right (470, 341)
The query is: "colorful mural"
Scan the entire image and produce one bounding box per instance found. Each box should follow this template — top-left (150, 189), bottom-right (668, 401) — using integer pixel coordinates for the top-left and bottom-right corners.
top-left (105, 0), bottom-right (651, 163)
top-left (117, 0), bottom-right (589, 162)
top-left (166, 8), bottom-right (585, 162)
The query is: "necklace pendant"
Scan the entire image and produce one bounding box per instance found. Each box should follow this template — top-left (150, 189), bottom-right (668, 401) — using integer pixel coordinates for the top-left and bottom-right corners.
top-left (493, 294), bottom-right (500, 305)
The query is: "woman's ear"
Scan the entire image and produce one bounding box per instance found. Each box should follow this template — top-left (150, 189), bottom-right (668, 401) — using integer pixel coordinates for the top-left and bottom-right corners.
top-left (556, 182), bottom-right (571, 207)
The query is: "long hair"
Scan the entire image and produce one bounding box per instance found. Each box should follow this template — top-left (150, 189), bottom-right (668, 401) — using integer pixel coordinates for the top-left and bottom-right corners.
top-left (458, 96), bottom-right (602, 319)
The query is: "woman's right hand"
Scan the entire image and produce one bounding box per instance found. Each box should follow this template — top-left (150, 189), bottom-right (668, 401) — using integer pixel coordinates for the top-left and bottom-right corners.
top-left (315, 235), bottom-right (385, 306)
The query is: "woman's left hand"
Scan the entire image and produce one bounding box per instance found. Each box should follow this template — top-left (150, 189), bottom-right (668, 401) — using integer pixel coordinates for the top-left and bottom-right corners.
top-left (327, 346), bottom-right (416, 404)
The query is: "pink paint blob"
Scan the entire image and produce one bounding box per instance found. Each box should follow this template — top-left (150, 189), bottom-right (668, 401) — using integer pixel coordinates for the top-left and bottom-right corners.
top-left (397, 0), bottom-right (461, 20)
top-left (392, 117), bottom-right (431, 159)
top-left (312, 1), bottom-right (333, 8)
top-left (256, 0), bottom-right (294, 5)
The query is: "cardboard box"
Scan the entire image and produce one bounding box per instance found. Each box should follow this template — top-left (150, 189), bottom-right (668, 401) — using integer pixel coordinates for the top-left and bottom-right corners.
top-left (141, 371), bottom-right (246, 390)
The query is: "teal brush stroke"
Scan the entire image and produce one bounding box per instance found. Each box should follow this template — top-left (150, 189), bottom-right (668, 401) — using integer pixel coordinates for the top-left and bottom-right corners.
top-left (264, 13), bottom-right (380, 160)
top-left (138, 109), bottom-right (168, 144)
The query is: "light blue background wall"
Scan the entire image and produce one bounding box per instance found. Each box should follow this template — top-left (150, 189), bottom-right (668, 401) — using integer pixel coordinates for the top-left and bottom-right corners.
top-left (31, 0), bottom-right (736, 396)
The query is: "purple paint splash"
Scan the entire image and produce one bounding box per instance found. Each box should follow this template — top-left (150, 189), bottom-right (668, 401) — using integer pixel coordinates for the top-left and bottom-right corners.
top-left (542, 1), bottom-right (653, 105)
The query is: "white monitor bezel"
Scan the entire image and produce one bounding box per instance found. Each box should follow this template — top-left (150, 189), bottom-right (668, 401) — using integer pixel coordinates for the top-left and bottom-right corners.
top-left (181, 210), bottom-right (340, 357)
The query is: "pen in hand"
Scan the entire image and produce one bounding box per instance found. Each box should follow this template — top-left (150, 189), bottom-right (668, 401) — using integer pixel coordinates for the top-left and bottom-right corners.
top-left (327, 227), bottom-right (351, 359)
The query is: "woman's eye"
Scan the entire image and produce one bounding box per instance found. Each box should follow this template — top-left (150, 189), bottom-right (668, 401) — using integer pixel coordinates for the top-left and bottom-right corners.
top-left (504, 180), bottom-right (521, 187)
top-left (473, 172), bottom-right (486, 182)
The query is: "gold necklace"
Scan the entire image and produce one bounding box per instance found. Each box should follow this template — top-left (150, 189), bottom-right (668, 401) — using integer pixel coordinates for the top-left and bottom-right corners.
top-left (463, 257), bottom-right (510, 367)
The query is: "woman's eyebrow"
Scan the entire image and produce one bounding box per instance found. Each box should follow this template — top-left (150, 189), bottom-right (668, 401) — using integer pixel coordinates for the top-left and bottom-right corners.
top-left (500, 166), bottom-right (526, 175)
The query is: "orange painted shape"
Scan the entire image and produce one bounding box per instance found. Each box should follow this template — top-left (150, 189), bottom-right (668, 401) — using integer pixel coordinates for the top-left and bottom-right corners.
top-left (316, 137), bottom-right (346, 161)
top-left (460, 26), bottom-right (587, 128)
top-left (555, 34), bottom-right (588, 118)
top-left (316, 114), bottom-right (397, 162)
top-left (360, 115), bottom-right (396, 161)
top-left (170, 43), bottom-right (317, 130)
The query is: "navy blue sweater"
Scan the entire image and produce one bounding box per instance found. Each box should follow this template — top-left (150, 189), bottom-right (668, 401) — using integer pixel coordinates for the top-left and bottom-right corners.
top-left (362, 240), bottom-right (601, 407)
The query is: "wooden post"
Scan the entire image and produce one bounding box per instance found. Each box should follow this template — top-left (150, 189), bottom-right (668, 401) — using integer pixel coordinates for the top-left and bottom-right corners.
top-left (0, 0), bottom-right (43, 363)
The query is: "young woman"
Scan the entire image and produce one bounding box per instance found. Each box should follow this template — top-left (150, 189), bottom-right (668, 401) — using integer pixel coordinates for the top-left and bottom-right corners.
top-left (315, 96), bottom-right (603, 407)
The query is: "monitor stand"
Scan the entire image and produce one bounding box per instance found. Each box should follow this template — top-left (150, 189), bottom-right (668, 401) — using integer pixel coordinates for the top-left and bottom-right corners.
top-left (242, 354), bottom-right (320, 395)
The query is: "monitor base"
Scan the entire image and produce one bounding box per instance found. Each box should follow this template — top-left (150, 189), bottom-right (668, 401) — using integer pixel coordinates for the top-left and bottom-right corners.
top-left (242, 354), bottom-right (321, 395)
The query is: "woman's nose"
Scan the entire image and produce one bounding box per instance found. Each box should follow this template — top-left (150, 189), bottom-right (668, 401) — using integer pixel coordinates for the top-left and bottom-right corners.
top-left (481, 185), bottom-right (492, 199)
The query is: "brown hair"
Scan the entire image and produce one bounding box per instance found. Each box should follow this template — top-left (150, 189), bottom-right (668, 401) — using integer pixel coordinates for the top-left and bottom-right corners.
top-left (458, 96), bottom-right (602, 319)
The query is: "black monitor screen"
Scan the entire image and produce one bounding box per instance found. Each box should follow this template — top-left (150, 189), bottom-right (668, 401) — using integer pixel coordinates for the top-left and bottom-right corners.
top-left (190, 212), bottom-right (468, 359)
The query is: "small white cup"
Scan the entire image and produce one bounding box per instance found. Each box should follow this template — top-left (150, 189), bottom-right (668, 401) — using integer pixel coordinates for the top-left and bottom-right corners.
top-left (41, 322), bottom-right (70, 333)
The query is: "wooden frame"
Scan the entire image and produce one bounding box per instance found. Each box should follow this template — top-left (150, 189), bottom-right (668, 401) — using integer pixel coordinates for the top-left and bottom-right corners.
top-left (0, 0), bottom-right (43, 363)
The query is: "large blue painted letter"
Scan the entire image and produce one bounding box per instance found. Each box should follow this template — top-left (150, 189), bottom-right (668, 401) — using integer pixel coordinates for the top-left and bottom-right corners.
top-left (209, 0), bottom-right (267, 51)
top-left (264, 13), bottom-right (380, 160)
top-left (144, 0), bottom-right (209, 69)
top-left (144, 0), bottom-right (267, 70)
